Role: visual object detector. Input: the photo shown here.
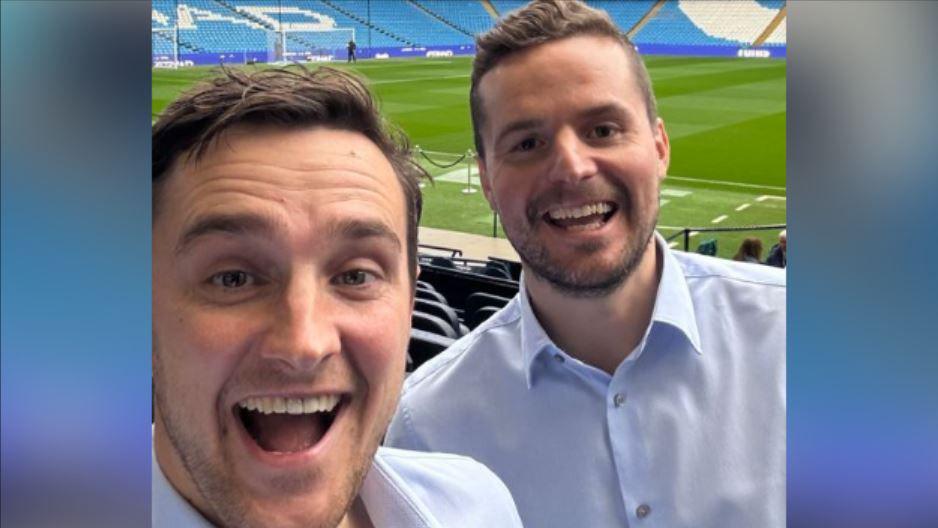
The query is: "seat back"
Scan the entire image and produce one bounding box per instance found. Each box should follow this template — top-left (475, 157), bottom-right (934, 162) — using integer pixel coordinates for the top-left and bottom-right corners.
top-left (415, 288), bottom-right (448, 305)
top-left (407, 329), bottom-right (455, 371)
top-left (414, 298), bottom-right (463, 336)
top-left (412, 310), bottom-right (459, 339)
top-left (467, 305), bottom-right (501, 330)
top-left (465, 292), bottom-right (512, 317)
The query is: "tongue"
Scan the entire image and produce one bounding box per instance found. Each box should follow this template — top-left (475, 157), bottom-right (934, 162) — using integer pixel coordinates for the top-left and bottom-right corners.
top-left (549, 212), bottom-right (606, 228)
top-left (250, 413), bottom-right (326, 453)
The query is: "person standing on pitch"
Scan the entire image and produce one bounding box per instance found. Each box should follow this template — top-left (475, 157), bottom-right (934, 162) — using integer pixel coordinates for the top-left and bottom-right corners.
top-left (152, 65), bottom-right (521, 528)
top-left (347, 39), bottom-right (357, 63)
top-left (386, 1), bottom-right (786, 527)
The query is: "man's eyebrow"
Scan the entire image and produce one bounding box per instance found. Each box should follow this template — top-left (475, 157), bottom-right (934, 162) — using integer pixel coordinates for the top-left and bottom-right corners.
top-left (494, 118), bottom-right (544, 146)
top-left (175, 213), bottom-right (278, 255)
top-left (578, 103), bottom-right (631, 122)
top-left (324, 219), bottom-right (403, 252)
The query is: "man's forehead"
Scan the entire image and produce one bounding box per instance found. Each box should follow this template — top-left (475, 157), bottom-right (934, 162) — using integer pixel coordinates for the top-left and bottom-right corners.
top-left (478, 36), bottom-right (637, 117)
top-left (156, 127), bottom-right (407, 241)
top-left (195, 125), bottom-right (393, 173)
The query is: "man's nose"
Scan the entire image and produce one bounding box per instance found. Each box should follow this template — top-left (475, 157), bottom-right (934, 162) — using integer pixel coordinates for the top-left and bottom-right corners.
top-left (259, 277), bottom-right (340, 372)
top-left (548, 128), bottom-right (598, 184)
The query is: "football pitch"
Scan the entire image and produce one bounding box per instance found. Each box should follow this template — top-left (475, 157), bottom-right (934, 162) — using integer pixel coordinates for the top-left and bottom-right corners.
top-left (153, 55), bottom-right (786, 259)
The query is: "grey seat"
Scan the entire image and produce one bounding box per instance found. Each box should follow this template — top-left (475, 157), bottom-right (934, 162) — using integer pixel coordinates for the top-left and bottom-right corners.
top-left (415, 288), bottom-right (448, 305)
top-left (412, 310), bottom-right (459, 339)
top-left (466, 292), bottom-right (511, 317)
top-left (407, 329), bottom-right (455, 371)
top-left (414, 298), bottom-right (465, 337)
top-left (467, 305), bottom-right (501, 330)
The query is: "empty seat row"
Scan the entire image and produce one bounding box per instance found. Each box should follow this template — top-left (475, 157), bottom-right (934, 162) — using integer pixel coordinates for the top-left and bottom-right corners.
top-left (407, 275), bottom-right (514, 371)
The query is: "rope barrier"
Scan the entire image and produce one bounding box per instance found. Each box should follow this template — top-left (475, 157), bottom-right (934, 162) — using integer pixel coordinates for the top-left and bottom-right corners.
top-left (416, 148), bottom-right (468, 169)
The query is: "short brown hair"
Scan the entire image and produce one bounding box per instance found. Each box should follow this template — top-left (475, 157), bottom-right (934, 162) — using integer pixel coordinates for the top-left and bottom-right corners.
top-left (470, 0), bottom-right (657, 158)
top-left (153, 65), bottom-right (427, 284)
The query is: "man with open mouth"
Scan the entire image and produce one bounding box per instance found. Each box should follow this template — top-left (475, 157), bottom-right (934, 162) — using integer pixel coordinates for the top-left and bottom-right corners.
top-left (152, 66), bottom-right (522, 528)
top-left (387, 1), bottom-right (787, 527)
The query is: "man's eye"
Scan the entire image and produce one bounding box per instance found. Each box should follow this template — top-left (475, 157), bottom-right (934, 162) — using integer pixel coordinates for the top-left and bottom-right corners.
top-left (334, 270), bottom-right (376, 287)
top-left (514, 137), bottom-right (539, 152)
top-left (211, 270), bottom-right (253, 289)
top-left (590, 125), bottom-right (617, 139)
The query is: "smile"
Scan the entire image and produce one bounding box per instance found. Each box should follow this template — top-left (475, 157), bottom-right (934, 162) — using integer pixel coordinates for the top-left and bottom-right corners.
top-left (235, 395), bottom-right (344, 454)
top-left (544, 201), bottom-right (617, 231)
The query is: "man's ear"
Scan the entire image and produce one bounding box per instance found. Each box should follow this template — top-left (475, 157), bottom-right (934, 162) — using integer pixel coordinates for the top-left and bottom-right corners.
top-left (654, 117), bottom-right (671, 184)
top-left (479, 156), bottom-right (495, 210)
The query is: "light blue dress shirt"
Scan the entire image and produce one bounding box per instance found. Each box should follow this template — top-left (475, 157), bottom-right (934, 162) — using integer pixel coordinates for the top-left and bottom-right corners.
top-left (386, 234), bottom-right (786, 527)
top-left (153, 444), bottom-right (523, 527)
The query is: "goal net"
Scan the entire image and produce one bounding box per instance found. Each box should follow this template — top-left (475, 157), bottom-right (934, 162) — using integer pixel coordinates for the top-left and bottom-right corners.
top-left (267, 28), bottom-right (355, 63)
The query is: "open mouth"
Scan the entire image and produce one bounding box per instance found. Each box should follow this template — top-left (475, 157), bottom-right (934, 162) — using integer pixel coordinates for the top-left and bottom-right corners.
top-left (544, 201), bottom-right (617, 232)
top-left (236, 395), bottom-right (343, 454)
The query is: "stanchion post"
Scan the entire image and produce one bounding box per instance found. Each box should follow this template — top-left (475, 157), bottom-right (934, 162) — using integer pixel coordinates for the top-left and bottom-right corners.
top-left (683, 228), bottom-right (690, 252)
top-left (461, 149), bottom-right (477, 194)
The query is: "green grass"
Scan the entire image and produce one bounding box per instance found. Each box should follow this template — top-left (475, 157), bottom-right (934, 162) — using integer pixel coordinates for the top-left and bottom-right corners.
top-left (153, 55), bottom-right (786, 260)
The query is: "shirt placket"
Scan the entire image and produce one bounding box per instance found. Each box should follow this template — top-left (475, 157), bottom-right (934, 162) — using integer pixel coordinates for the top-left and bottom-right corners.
top-left (607, 356), bottom-right (655, 526)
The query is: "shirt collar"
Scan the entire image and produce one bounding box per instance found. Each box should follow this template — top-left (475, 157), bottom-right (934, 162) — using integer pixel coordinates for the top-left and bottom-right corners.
top-left (518, 232), bottom-right (703, 388)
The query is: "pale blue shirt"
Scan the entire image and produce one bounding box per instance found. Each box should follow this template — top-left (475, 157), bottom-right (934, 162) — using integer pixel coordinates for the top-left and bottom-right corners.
top-left (152, 444), bottom-right (523, 527)
top-left (387, 233), bottom-right (786, 527)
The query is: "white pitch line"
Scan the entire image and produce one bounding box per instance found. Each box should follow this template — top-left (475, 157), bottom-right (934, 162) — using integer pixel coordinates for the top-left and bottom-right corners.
top-left (711, 215), bottom-right (728, 224)
top-left (666, 175), bottom-right (786, 192)
top-left (661, 189), bottom-right (692, 197)
top-left (756, 195), bottom-right (787, 202)
top-left (689, 231), bottom-right (700, 237)
top-left (736, 203), bottom-right (751, 212)
top-left (668, 241), bottom-right (679, 248)
top-left (660, 199), bottom-right (670, 206)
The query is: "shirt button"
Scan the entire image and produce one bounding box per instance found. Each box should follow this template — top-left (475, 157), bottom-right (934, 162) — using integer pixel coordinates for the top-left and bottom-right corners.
top-left (613, 393), bottom-right (626, 407)
top-left (636, 504), bottom-right (651, 519)
top-left (554, 354), bottom-right (565, 363)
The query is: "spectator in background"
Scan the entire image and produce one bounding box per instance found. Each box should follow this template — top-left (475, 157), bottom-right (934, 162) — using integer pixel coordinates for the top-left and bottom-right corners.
top-left (766, 229), bottom-right (787, 268)
top-left (733, 237), bottom-right (764, 264)
top-left (386, 1), bottom-right (786, 527)
top-left (347, 39), bottom-right (357, 63)
top-left (151, 66), bottom-right (521, 528)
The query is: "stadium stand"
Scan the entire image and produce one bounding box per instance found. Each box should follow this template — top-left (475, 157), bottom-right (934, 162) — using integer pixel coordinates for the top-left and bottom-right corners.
top-left (313, 0), bottom-right (412, 47)
top-left (153, 1), bottom-right (785, 64)
top-left (670, 0), bottom-right (784, 46)
top-left (634, 0), bottom-right (786, 47)
top-left (364, 0), bottom-right (471, 46)
top-left (490, 1), bottom-right (528, 18)
top-left (590, 0), bottom-right (656, 33)
top-left (410, 0), bottom-right (494, 37)
top-left (634, 1), bottom-right (740, 46)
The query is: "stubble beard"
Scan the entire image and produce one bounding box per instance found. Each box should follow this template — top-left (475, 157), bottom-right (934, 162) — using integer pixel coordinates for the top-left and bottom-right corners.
top-left (153, 351), bottom-right (374, 528)
top-left (506, 190), bottom-right (659, 299)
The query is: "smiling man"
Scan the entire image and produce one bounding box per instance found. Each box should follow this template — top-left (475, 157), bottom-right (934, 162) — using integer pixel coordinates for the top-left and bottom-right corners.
top-left (152, 66), bottom-right (521, 528)
top-left (386, 1), bottom-right (786, 527)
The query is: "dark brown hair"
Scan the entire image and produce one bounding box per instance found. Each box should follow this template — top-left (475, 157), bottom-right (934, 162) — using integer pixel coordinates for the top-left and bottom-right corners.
top-left (152, 65), bottom-right (427, 283)
top-left (733, 237), bottom-right (764, 262)
top-left (470, 0), bottom-right (657, 158)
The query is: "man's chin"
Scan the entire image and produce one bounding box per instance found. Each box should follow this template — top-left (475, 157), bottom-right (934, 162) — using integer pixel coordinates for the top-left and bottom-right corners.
top-left (217, 490), bottom-right (351, 528)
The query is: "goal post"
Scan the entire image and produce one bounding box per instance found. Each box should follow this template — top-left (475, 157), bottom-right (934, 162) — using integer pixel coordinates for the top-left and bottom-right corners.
top-left (152, 26), bottom-right (179, 68)
top-left (267, 28), bottom-right (355, 63)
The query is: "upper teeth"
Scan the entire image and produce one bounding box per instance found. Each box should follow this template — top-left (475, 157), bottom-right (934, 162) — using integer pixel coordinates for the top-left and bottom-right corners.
top-left (548, 202), bottom-right (612, 220)
top-left (238, 395), bottom-right (341, 415)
